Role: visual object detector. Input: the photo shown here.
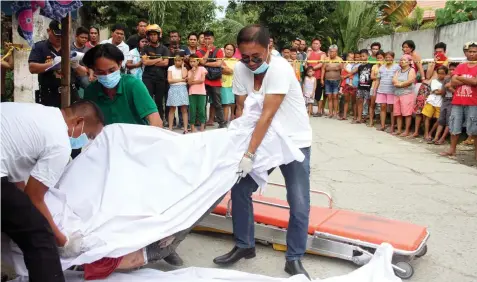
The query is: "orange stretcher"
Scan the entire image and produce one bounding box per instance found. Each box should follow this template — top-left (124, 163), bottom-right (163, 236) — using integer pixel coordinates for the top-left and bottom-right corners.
top-left (195, 182), bottom-right (429, 280)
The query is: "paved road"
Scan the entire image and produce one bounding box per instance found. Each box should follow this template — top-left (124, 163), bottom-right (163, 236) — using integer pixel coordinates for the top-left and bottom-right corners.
top-left (157, 116), bottom-right (477, 281)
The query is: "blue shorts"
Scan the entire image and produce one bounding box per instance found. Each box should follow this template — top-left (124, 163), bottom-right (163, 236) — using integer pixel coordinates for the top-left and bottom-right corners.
top-left (449, 105), bottom-right (477, 135)
top-left (325, 80), bottom-right (340, 95)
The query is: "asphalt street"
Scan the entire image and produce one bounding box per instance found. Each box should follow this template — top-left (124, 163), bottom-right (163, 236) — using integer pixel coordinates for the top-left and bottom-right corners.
top-left (151, 115), bottom-right (477, 282)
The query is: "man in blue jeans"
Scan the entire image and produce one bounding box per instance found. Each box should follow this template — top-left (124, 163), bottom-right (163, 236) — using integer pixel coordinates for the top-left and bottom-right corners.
top-left (212, 24), bottom-right (312, 279)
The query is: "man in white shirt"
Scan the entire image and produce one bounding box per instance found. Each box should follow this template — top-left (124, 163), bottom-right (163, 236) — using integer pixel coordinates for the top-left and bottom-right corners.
top-left (1, 100), bottom-right (104, 281)
top-left (212, 25), bottom-right (312, 279)
top-left (100, 24), bottom-right (130, 70)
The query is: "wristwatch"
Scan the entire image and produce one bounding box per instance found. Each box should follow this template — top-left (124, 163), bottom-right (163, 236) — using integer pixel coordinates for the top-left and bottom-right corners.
top-left (244, 151), bottom-right (256, 161)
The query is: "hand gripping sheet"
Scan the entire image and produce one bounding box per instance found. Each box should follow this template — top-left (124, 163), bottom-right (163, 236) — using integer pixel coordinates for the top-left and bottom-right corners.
top-left (2, 92), bottom-right (304, 274)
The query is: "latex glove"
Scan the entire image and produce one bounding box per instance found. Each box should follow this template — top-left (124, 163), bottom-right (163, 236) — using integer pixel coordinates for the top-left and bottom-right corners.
top-left (70, 52), bottom-right (84, 63)
top-left (237, 155), bottom-right (254, 179)
top-left (71, 60), bottom-right (79, 69)
top-left (58, 232), bottom-right (84, 258)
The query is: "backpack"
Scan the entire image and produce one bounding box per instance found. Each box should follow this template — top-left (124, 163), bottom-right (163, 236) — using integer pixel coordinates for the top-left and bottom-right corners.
top-left (199, 48), bottom-right (222, 80)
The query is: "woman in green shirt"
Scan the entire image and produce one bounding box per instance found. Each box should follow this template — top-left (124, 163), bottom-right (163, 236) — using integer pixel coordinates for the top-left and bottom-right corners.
top-left (82, 43), bottom-right (163, 127)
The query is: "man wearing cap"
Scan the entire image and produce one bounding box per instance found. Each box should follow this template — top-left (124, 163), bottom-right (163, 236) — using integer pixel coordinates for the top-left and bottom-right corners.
top-left (29, 20), bottom-right (85, 108)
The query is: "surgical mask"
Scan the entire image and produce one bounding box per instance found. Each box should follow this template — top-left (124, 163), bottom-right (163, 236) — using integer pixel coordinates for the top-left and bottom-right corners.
top-left (97, 69), bottom-right (121, 89)
top-left (248, 50), bottom-right (270, 75)
top-left (70, 121), bottom-right (89, 149)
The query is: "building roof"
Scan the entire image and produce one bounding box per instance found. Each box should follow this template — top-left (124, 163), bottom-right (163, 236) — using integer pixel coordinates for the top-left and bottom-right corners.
top-left (416, 0), bottom-right (447, 20)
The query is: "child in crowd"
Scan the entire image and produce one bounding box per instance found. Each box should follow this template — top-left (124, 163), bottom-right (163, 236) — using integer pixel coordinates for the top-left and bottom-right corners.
top-left (187, 54), bottom-right (208, 132)
top-left (303, 66), bottom-right (317, 116)
top-left (392, 55), bottom-right (416, 137)
top-left (341, 52), bottom-right (356, 120)
top-left (355, 49), bottom-right (373, 124)
top-left (167, 55), bottom-right (189, 133)
top-left (290, 48), bottom-right (303, 81)
top-left (432, 63), bottom-right (457, 145)
top-left (126, 36), bottom-right (148, 80)
top-left (375, 51), bottom-right (400, 132)
top-left (368, 50), bottom-right (385, 127)
top-left (423, 66), bottom-right (447, 142)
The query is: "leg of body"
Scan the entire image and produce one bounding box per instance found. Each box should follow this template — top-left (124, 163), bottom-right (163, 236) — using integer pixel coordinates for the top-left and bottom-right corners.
top-left (168, 106), bottom-right (176, 131)
top-left (379, 103), bottom-right (387, 130)
top-left (212, 86), bottom-right (226, 127)
top-left (357, 98), bottom-right (363, 122)
top-left (369, 95), bottom-right (376, 126)
top-left (189, 95), bottom-right (197, 132)
top-left (1, 177), bottom-right (65, 282)
top-left (198, 95), bottom-right (207, 131)
top-left (395, 116), bottom-right (403, 135)
top-left (181, 106), bottom-right (189, 133)
top-left (223, 105), bottom-right (230, 122)
top-left (343, 92), bottom-right (350, 119)
top-left (412, 114), bottom-right (422, 138)
top-left (441, 105), bottom-right (464, 156)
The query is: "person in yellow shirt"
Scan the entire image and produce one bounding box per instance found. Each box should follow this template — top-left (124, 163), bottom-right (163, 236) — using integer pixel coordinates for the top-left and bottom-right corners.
top-left (221, 43), bottom-right (238, 121)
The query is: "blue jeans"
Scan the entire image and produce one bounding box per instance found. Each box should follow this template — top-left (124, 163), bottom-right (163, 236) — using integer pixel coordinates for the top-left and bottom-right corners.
top-left (231, 147), bottom-right (311, 261)
top-left (325, 80), bottom-right (340, 95)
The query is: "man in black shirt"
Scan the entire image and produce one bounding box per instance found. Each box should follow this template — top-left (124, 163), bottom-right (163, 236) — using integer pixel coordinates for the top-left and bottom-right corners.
top-left (126, 19), bottom-right (148, 50)
top-left (141, 24), bottom-right (171, 126)
top-left (28, 20), bottom-right (85, 108)
top-left (356, 49), bottom-right (373, 123)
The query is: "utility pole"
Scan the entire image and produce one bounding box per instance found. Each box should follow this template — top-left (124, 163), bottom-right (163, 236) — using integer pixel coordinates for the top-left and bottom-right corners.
top-left (60, 13), bottom-right (71, 107)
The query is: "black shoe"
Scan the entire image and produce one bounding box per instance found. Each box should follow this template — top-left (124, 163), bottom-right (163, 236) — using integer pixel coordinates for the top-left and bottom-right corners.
top-left (213, 246), bottom-right (256, 265)
top-left (284, 260), bottom-right (310, 280)
top-left (218, 122), bottom-right (228, 129)
top-left (163, 250), bottom-right (184, 266)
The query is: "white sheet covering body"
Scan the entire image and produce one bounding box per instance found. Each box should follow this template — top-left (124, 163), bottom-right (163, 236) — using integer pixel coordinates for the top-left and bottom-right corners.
top-left (2, 92), bottom-right (305, 274)
top-left (9, 244), bottom-right (401, 282)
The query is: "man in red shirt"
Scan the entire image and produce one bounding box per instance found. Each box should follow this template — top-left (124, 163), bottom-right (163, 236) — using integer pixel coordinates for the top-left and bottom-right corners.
top-left (196, 30), bottom-right (227, 128)
top-left (441, 42), bottom-right (477, 160)
top-left (306, 38), bottom-right (326, 116)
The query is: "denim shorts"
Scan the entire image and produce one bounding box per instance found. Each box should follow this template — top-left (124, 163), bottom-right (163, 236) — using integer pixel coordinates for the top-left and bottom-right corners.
top-left (449, 105), bottom-right (477, 135)
top-left (325, 80), bottom-right (340, 95)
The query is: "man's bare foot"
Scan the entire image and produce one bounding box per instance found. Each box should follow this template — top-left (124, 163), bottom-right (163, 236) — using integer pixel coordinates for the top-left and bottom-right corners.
top-left (408, 132), bottom-right (419, 138)
top-left (434, 139), bottom-right (445, 145)
top-left (392, 131), bottom-right (401, 136)
top-left (439, 151), bottom-right (456, 158)
top-left (400, 132), bottom-right (410, 137)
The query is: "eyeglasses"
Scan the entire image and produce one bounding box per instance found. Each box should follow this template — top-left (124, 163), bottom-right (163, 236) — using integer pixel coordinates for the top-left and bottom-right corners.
top-left (240, 56), bottom-right (263, 64)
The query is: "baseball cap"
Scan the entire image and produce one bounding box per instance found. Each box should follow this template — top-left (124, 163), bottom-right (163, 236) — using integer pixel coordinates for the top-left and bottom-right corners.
top-left (49, 20), bottom-right (62, 36)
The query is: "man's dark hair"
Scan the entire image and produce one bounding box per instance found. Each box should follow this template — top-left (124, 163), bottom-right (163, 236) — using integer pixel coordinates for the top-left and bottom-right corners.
top-left (281, 46), bottom-right (290, 52)
top-left (236, 24), bottom-right (270, 48)
top-left (137, 19), bottom-right (148, 25)
top-left (198, 31), bottom-right (205, 37)
top-left (354, 50), bottom-right (361, 55)
top-left (69, 100), bottom-right (105, 126)
top-left (89, 26), bottom-right (99, 33)
top-left (290, 48), bottom-right (298, 53)
top-left (169, 30), bottom-right (180, 35)
top-left (83, 43), bottom-right (125, 69)
top-left (188, 32), bottom-right (198, 39)
top-left (434, 42), bottom-right (447, 51)
top-left (402, 40), bottom-right (416, 51)
top-left (203, 30), bottom-right (215, 37)
top-left (111, 24), bottom-right (126, 33)
top-left (370, 42), bottom-right (381, 49)
top-left (437, 65), bottom-right (449, 74)
top-left (76, 26), bottom-right (89, 37)
top-left (376, 50), bottom-right (386, 58)
top-left (311, 38), bottom-right (321, 44)
top-left (360, 49), bottom-right (369, 55)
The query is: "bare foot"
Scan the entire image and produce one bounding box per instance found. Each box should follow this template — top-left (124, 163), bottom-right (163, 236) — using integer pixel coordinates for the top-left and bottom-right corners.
top-left (392, 131), bottom-right (401, 136)
top-left (376, 127), bottom-right (385, 131)
top-left (434, 139), bottom-right (445, 145)
top-left (400, 132), bottom-right (410, 137)
top-left (408, 132), bottom-right (419, 138)
top-left (439, 151), bottom-right (456, 158)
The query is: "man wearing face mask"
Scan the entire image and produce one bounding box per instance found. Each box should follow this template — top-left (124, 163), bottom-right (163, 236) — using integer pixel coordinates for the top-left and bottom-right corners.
top-left (213, 25), bottom-right (312, 279)
top-left (1, 100), bottom-right (104, 282)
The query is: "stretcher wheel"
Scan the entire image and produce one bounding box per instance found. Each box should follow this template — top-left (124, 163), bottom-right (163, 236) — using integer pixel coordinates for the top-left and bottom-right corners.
top-left (415, 245), bottom-right (427, 258)
top-left (394, 262), bottom-right (414, 279)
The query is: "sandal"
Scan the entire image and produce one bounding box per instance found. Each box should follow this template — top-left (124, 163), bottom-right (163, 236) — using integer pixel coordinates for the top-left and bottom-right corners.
top-left (434, 140), bottom-right (445, 145)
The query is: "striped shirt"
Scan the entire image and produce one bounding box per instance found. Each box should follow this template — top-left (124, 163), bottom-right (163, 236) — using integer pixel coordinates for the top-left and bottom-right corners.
top-left (377, 64), bottom-right (400, 94)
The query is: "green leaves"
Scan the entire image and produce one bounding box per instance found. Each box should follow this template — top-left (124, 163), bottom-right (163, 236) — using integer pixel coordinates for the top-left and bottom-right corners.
top-left (436, 0), bottom-right (477, 27)
top-left (379, 0), bottom-right (417, 24)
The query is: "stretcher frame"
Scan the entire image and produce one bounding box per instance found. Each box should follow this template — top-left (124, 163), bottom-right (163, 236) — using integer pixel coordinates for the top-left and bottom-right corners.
top-left (196, 182), bottom-right (429, 279)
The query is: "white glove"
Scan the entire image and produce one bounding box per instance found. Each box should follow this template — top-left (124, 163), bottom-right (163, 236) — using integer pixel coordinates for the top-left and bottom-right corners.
top-left (237, 155), bottom-right (254, 178)
top-left (71, 60), bottom-right (79, 69)
top-left (58, 232), bottom-right (84, 258)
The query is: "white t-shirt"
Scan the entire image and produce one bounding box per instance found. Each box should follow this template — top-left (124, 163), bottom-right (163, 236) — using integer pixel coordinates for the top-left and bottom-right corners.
top-left (426, 79), bottom-right (444, 107)
top-left (233, 56), bottom-right (312, 148)
top-left (168, 66), bottom-right (186, 86)
top-left (0, 103), bottom-right (71, 187)
top-left (101, 38), bottom-right (130, 68)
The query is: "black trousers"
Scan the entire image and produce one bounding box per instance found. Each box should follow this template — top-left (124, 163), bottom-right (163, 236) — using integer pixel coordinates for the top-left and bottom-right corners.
top-left (35, 85), bottom-right (79, 109)
top-left (1, 177), bottom-right (65, 282)
top-left (143, 78), bottom-right (166, 120)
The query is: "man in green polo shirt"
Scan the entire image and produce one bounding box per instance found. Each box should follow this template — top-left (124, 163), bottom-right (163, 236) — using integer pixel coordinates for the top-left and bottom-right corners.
top-left (82, 43), bottom-right (163, 127)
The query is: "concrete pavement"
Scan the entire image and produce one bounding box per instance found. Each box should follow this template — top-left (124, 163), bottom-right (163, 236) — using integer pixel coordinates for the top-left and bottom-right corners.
top-left (152, 116), bottom-right (477, 281)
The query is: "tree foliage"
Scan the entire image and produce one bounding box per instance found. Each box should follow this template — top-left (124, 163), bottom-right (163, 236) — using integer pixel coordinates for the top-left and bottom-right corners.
top-left (395, 6), bottom-right (436, 32)
top-left (80, 1), bottom-right (218, 44)
top-left (379, 0), bottom-right (417, 23)
top-left (436, 0), bottom-right (477, 27)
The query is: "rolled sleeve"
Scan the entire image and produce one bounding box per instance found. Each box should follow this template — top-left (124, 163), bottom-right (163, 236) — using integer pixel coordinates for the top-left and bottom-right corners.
top-left (30, 145), bottom-right (71, 188)
top-left (132, 79), bottom-right (159, 119)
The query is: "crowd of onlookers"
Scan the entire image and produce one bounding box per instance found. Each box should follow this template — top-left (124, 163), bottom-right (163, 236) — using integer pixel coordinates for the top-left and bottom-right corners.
top-left (17, 17), bottom-right (477, 160)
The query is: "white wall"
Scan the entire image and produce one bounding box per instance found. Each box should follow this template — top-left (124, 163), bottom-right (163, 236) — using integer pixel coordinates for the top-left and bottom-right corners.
top-left (358, 20), bottom-right (477, 59)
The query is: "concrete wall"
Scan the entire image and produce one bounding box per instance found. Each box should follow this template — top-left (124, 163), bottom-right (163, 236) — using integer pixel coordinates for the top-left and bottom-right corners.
top-left (358, 20), bottom-right (477, 59)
